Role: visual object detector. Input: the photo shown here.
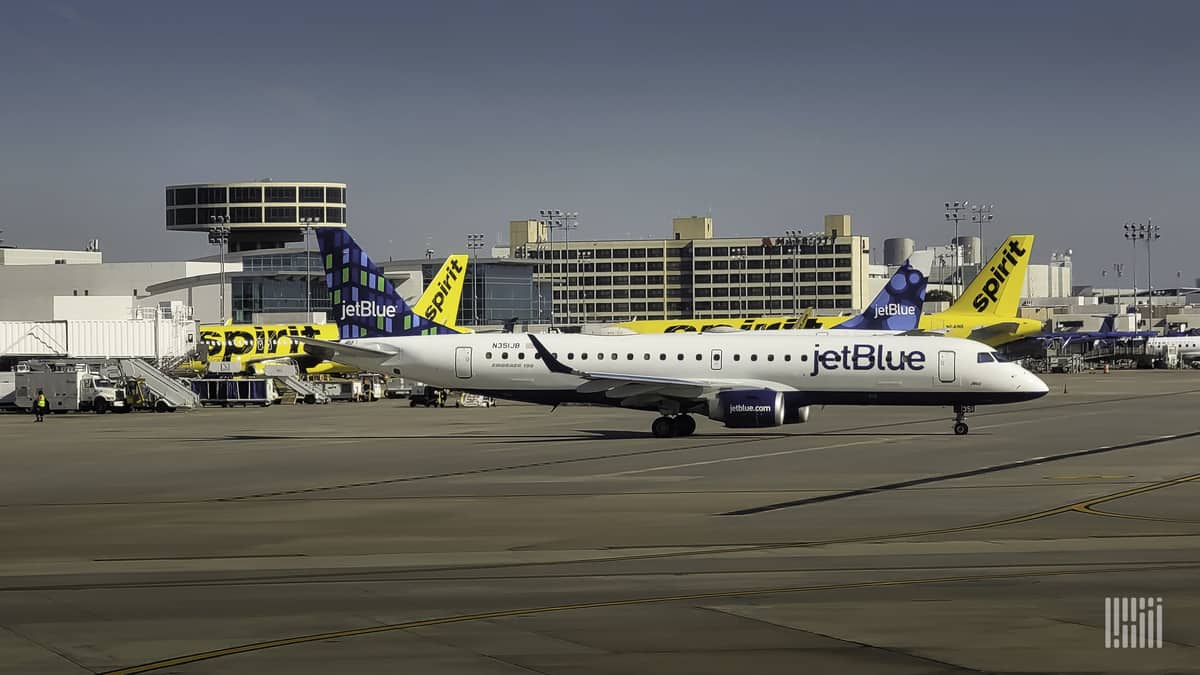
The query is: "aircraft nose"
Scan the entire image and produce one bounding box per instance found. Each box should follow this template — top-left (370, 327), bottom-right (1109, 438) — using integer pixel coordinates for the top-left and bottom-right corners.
top-left (1020, 371), bottom-right (1050, 397)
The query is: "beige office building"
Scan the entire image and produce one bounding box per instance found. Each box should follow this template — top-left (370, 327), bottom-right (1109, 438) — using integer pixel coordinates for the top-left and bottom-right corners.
top-left (508, 214), bottom-right (870, 323)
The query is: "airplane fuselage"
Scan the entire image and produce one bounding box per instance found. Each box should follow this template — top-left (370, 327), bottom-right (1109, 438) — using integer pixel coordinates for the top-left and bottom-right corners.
top-left (335, 332), bottom-right (1048, 410)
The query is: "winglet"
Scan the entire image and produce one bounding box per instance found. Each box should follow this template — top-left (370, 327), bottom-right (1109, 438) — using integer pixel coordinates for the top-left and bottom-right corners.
top-left (527, 334), bottom-right (573, 375)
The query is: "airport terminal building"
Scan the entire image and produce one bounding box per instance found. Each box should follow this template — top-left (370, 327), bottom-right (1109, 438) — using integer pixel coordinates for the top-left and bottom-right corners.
top-left (507, 214), bottom-right (872, 324)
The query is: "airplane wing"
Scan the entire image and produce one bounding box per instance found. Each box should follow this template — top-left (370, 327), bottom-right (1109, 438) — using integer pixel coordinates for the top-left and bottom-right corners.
top-left (290, 336), bottom-right (398, 361)
top-left (967, 322), bottom-right (1022, 342)
top-left (527, 334), bottom-right (795, 409)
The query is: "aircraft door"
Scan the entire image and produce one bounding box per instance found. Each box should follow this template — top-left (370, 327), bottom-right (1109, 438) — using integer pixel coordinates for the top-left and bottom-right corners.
top-left (710, 349), bottom-right (723, 371)
top-left (455, 346), bottom-right (472, 379)
top-left (937, 350), bottom-right (956, 383)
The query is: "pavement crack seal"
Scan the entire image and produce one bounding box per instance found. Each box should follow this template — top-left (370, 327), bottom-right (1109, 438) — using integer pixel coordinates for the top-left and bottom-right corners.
top-left (721, 430), bottom-right (1200, 515)
top-left (98, 562), bottom-right (1199, 675)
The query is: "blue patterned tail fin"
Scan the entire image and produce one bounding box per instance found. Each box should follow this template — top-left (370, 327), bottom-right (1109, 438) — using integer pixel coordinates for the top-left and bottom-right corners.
top-left (836, 261), bottom-right (927, 331)
top-left (316, 228), bottom-right (458, 339)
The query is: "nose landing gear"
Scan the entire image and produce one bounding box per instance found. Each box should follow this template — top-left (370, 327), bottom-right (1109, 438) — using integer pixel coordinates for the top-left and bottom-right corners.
top-left (651, 414), bottom-right (696, 438)
top-left (952, 404), bottom-right (975, 435)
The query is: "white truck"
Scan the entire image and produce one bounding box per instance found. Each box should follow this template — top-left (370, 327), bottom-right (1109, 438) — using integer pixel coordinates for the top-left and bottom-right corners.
top-left (14, 371), bottom-right (127, 414)
top-left (0, 371), bottom-right (15, 410)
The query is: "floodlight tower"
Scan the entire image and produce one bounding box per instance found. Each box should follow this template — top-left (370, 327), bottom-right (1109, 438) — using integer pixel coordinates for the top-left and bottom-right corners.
top-left (944, 201), bottom-right (969, 296)
top-left (208, 215), bottom-right (231, 323)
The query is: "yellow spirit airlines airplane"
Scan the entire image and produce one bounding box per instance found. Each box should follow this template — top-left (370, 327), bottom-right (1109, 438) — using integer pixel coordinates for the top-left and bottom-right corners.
top-left (615, 235), bottom-right (1042, 347)
top-left (193, 253), bottom-right (469, 373)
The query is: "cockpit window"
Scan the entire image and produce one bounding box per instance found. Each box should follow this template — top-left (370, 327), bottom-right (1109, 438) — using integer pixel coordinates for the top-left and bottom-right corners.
top-left (977, 352), bottom-right (995, 363)
top-left (991, 352), bottom-right (1010, 362)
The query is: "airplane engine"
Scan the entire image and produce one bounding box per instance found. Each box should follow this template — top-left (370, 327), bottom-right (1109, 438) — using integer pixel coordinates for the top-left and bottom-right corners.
top-left (790, 404), bottom-right (811, 423)
top-left (708, 389), bottom-right (785, 428)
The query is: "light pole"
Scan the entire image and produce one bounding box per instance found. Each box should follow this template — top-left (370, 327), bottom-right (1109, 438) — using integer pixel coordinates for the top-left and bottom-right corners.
top-left (537, 210), bottom-right (578, 326)
top-left (208, 216), bottom-right (231, 323)
top-left (944, 201), bottom-right (968, 297)
top-left (730, 247), bottom-right (746, 317)
top-left (1124, 221), bottom-right (1161, 329)
top-left (970, 203), bottom-right (994, 266)
top-left (466, 233), bottom-right (485, 325)
top-left (1123, 223), bottom-right (1140, 312)
top-left (577, 249), bottom-right (593, 322)
top-left (300, 217), bottom-right (318, 317)
top-left (1112, 263), bottom-right (1125, 310)
top-left (783, 229), bottom-right (803, 314)
top-left (936, 253), bottom-right (948, 297)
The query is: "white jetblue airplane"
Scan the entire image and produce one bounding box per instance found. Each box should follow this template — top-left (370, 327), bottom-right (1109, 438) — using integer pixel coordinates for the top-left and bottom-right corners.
top-left (306, 229), bottom-right (1049, 437)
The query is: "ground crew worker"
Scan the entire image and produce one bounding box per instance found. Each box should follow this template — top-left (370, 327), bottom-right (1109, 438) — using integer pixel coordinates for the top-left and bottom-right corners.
top-left (34, 389), bottom-right (49, 422)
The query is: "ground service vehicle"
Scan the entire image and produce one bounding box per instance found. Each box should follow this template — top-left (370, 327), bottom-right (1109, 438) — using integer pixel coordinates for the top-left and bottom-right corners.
top-left (15, 371), bottom-right (127, 413)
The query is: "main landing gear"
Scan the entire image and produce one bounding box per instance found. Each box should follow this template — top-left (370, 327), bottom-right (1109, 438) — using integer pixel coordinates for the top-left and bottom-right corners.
top-left (652, 414), bottom-right (696, 438)
top-left (952, 404), bottom-right (975, 435)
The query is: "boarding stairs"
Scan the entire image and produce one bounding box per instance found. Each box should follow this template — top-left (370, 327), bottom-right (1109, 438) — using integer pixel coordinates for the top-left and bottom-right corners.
top-left (278, 376), bottom-right (330, 404)
top-left (116, 359), bottom-right (201, 410)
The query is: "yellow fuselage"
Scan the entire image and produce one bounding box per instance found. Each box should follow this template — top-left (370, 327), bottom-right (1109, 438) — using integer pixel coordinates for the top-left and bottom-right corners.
top-left (615, 312), bottom-right (1042, 346)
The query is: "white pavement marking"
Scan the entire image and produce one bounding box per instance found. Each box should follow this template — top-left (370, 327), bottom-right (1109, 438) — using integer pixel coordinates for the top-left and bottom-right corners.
top-left (598, 438), bottom-right (898, 477)
top-left (601, 406), bottom-right (1125, 478)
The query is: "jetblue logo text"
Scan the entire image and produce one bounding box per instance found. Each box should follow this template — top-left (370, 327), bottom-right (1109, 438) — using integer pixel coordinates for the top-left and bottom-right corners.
top-left (972, 239), bottom-right (1028, 312)
top-left (810, 344), bottom-right (926, 376)
top-left (871, 303), bottom-right (915, 318)
top-left (340, 301), bottom-right (398, 320)
top-left (729, 404), bottom-right (772, 413)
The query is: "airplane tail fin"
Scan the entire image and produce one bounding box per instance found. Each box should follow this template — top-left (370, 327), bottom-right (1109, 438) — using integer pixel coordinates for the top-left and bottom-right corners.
top-left (836, 260), bottom-right (926, 330)
top-left (413, 254), bottom-right (468, 331)
top-left (948, 235), bottom-right (1034, 317)
top-left (316, 228), bottom-right (459, 339)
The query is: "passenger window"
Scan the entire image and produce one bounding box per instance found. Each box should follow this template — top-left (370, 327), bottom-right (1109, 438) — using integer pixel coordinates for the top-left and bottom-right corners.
top-left (597, 353), bottom-right (604, 360)
top-left (501, 352), bottom-right (509, 359)
top-left (627, 353), bottom-right (634, 360)
top-left (644, 353), bottom-right (651, 360)
top-left (534, 353), bottom-right (542, 359)
top-left (518, 352), bottom-right (525, 360)
top-left (977, 352), bottom-right (994, 363)
top-left (767, 354), bottom-right (774, 362)
top-left (713, 353), bottom-right (721, 361)
top-left (612, 353), bottom-right (618, 360)
top-left (695, 354), bottom-right (703, 361)
top-left (581, 353), bottom-right (588, 360)
top-left (486, 352), bottom-right (493, 359)
top-left (733, 354), bottom-right (741, 361)
top-left (751, 354), bottom-right (758, 362)
top-left (659, 353), bottom-right (667, 360)
top-left (677, 354), bottom-right (684, 360)
top-left (567, 353), bottom-right (574, 359)
top-left (784, 354), bottom-right (791, 362)
top-left (801, 354), bottom-right (809, 361)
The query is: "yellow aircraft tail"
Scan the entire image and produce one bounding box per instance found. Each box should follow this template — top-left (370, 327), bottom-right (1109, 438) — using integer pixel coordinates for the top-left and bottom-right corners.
top-left (413, 254), bottom-right (468, 331)
top-left (947, 235), bottom-right (1034, 317)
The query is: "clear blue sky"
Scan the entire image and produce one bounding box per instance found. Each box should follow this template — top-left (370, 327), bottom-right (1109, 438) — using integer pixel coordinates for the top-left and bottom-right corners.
top-left (1, 0), bottom-right (1196, 286)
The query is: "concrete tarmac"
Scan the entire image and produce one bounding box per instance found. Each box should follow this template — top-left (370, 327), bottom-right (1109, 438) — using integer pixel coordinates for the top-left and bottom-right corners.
top-left (1, 371), bottom-right (1198, 674)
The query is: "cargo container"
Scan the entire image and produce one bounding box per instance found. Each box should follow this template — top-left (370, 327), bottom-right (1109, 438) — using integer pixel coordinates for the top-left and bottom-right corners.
top-left (189, 378), bottom-right (277, 407)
